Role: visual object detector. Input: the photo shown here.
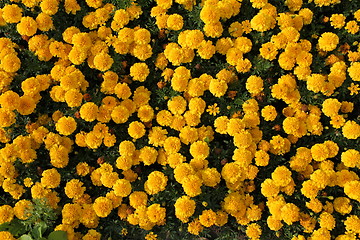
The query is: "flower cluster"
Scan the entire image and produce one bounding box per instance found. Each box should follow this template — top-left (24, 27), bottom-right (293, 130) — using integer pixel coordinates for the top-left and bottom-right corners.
top-left (1, 0), bottom-right (360, 239)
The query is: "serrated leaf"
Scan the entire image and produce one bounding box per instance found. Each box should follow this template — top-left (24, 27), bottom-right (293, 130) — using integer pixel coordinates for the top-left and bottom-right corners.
top-left (48, 231), bottom-right (68, 240)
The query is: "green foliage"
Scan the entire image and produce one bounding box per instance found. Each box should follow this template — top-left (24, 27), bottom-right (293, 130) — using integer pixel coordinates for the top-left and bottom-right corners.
top-left (0, 199), bottom-right (67, 240)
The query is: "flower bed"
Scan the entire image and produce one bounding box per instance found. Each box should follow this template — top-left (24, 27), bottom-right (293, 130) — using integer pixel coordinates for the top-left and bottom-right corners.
top-left (0, 0), bottom-right (360, 239)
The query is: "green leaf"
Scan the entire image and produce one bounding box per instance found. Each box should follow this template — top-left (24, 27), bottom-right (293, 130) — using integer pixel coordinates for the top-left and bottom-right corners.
top-left (0, 219), bottom-right (27, 236)
top-left (48, 231), bottom-right (68, 240)
top-left (19, 235), bottom-right (33, 240)
top-left (32, 222), bottom-right (48, 239)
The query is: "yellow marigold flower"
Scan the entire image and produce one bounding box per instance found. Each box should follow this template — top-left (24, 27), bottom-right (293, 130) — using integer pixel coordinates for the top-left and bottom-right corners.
top-left (174, 195), bottom-right (196, 223)
top-left (167, 95), bottom-right (186, 115)
top-left (187, 218), bottom-right (203, 235)
top-left (93, 197), bottom-right (113, 218)
top-left (199, 209), bottom-right (217, 227)
top-left (200, 4), bottom-right (220, 24)
top-left (272, 166), bottom-right (292, 187)
top-left (80, 102), bottom-right (98, 122)
top-left (179, 126), bottom-right (198, 145)
top-left (132, 43), bottom-right (153, 61)
top-left (118, 140), bottom-right (136, 156)
top-left (62, 26), bottom-right (81, 44)
top-left (64, 179), bottom-right (85, 199)
top-left (14, 199), bottom-right (33, 220)
top-left (333, 197), bottom-right (352, 215)
top-left (144, 171), bottom-right (168, 195)
top-left (182, 174), bottom-right (202, 197)
top-left (0, 108), bottom-right (16, 127)
top-left (348, 62), bottom-right (360, 82)
top-left (189, 141), bottom-right (209, 159)
top-left (261, 178), bottom-right (279, 198)
top-left (221, 162), bottom-right (242, 185)
top-left (322, 98), bottom-right (341, 117)
top-left (166, 13), bottom-right (184, 31)
top-left (209, 78), bottom-right (227, 97)
top-left (223, 191), bottom-right (247, 216)
top-left (130, 62), bottom-right (149, 82)
top-left (345, 20), bottom-right (360, 34)
top-left (341, 149), bottom-right (360, 168)
top-left (254, 150), bottom-right (269, 166)
top-left (72, 32), bottom-right (92, 49)
top-left (197, 40), bottom-right (216, 59)
top-left (129, 191), bottom-right (148, 209)
top-left (113, 179), bottom-right (132, 197)
top-left (1, 53), bottom-right (21, 73)
top-left (269, 135), bottom-right (291, 155)
top-left (134, 28), bottom-right (151, 45)
top-left (306, 198), bottom-right (322, 213)
top-left (163, 136), bottom-right (181, 154)
top-left (85, 0), bottom-right (103, 8)
top-left (301, 180), bottom-right (319, 199)
top-left (83, 229), bottom-right (101, 240)
top-left (145, 232), bottom-right (158, 240)
top-left (187, 97), bottom-right (206, 116)
top-left (311, 143), bottom-right (329, 161)
top-left (251, 12), bottom-right (274, 32)
top-left (64, 0), bottom-right (81, 14)
top-left (206, 103), bottom-right (220, 116)
top-left (111, 105), bottom-right (130, 124)
top-left (260, 105), bottom-right (277, 121)
top-left (267, 215), bottom-right (283, 231)
top-left (0, 205), bottom-right (14, 224)
top-left (319, 212), bottom-right (336, 230)
top-left (17, 16), bottom-right (38, 36)
top-left (200, 167), bottom-right (221, 187)
top-left (148, 127), bottom-right (168, 147)
top-left (342, 120), bottom-right (360, 139)
top-left (280, 203), bottom-right (300, 225)
top-left (0, 231), bottom-right (16, 240)
top-left (100, 171), bottom-right (119, 188)
top-left (36, 13), bottom-right (53, 31)
top-left (0, 9), bottom-right (5, 26)
top-left (76, 162), bottom-right (91, 176)
top-left (156, 110), bottom-right (173, 127)
top-left (2, 4), bottom-right (23, 23)
top-left (250, 0), bottom-right (268, 9)
top-left (115, 156), bottom-right (133, 171)
top-left (41, 168), bottom-right (61, 188)
top-left (136, 105), bottom-right (154, 123)
top-left (147, 204), bottom-right (166, 225)
top-left (55, 116), bottom-right (77, 136)
top-left (23, 177), bottom-right (34, 188)
top-left (344, 180), bottom-right (360, 201)
top-left (40, 0), bottom-right (59, 15)
top-left (64, 89), bottom-right (83, 107)
top-left (128, 121), bottom-right (145, 139)
top-left (139, 146), bottom-right (158, 165)
top-left (246, 75), bottom-right (263, 96)
top-left (174, 163), bottom-right (195, 184)
top-left (213, 210), bottom-right (228, 227)
top-left (0, 90), bottom-right (20, 111)
top-left (344, 215), bottom-right (360, 234)
top-left (318, 32), bottom-right (339, 52)
top-left (246, 223), bottom-right (262, 239)
top-left (330, 14), bottom-right (346, 29)
top-left (184, 30), bottom-right (204, 49)
top-left (93, 52), bottom-right (113, 72)
top-left (111, 9), bottom-right (129, 31)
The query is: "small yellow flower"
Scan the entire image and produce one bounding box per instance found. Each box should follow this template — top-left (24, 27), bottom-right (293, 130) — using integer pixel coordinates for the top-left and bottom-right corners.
top-left (206, 103), bottom-right (220, 116)
top-left (348, 83), bottom-right (360, 95)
